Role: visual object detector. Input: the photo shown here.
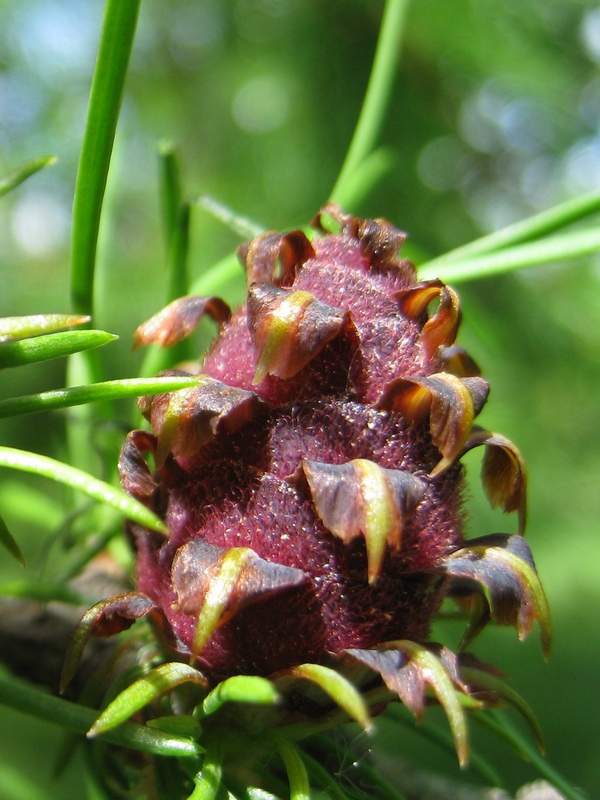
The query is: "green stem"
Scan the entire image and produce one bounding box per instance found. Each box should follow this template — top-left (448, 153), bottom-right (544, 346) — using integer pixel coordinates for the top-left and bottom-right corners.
top-left (67, 0), bottom-right (141, 472)
top-left (329, 0), bottom-right (410, 207)
top-left (275, 739), bottom-right (311, 800)
top-left (0, 375), bottom-right (203, 419)
top-left (158, 142), bottom-right (183, 263)
top-left (70, 0), bottom-right (141, 318)
top-left (420, 188), bottom-right (600, 269)
top-left (330, 146), bottom-right (395, 212)
top-left (170, 202), bottom-right (190, 300)
top-left (140, 147), bottom-right (192, 376)
top-left (0, 446), bottom-right (166, 534)
top-left (419, 227), bottom-right (600, 284)
top-left (0, 314), bottom-right (90, 343)
top-left (0, 155), bottom-right (57, 198)
top-left (0, 671), bottom-right (202, 760)
top-left (188, 750), bottom-right (224, 800)
top-left (158, 142), bottom-right (190, 303)
top-left (473, 712), bottom-right (588, 800)
top-left (0, 330), bottom-right (117, 370)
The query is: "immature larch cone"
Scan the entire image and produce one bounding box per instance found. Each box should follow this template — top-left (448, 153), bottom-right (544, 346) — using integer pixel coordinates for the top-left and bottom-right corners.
top-left (70, 206), bottom-right (550, 762)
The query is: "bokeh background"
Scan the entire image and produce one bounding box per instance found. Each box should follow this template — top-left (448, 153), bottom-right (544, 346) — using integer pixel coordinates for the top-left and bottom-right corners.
top-left (0, 1), bottom-right (599, 797)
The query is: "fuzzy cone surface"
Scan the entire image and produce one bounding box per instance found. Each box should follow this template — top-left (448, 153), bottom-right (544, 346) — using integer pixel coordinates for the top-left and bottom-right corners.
top-left (116, 206), bottom-right (547, 718)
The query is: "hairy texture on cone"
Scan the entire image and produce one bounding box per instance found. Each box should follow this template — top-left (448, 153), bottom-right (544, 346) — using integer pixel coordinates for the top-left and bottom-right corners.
top-left (114, 206), bottom-right (546, 704)
top-left (124, 209), bottom-right (464, 678)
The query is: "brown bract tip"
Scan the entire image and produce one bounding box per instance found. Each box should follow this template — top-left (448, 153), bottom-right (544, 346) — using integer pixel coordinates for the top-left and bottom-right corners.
top-left (302, 458), bottom-right (427, 583)
top-left (133, 295), bottom-right (231, 349)
top-left (237, 229), bottom-right (315, 287)
top-left (248, 284), bottom-right (349, 384)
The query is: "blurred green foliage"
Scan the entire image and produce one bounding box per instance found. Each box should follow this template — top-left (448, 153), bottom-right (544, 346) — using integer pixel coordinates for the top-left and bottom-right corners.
top-left (0, 0), bottom-right (599, 797)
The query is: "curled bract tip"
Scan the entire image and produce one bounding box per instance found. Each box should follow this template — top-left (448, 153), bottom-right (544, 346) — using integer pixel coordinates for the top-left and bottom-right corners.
top-left (133, 295), bottom-right (231, 349)
top-left (443, 534), bottom-right (551, 657)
